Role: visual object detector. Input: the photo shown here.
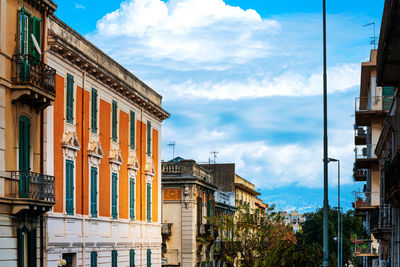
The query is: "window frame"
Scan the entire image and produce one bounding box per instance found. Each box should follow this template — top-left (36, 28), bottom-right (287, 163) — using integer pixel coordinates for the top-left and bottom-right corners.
top-left (91, 88), bottom-right (98, 133)
top-left (112, 173), bottom-right (118, 219)
top-left (130, 111), bottom-right (135, 149)
top-left (130, 178), bottom-right (135, 221)
top-left (112, 100), bottom-right (118, 141)
top-left (66, 73), bottom-right (74, 124)
top-left (146, 183), bottom-right (152, 222)
top-left (90, 167), bottom-right (98, 217)
top-left (147, 120), bottom-right (151, 156)
top-left (66, 160), bottom-right (74, 215)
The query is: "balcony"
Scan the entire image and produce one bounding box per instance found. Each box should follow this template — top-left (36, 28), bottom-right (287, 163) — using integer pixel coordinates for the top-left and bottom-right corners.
top-left (354, 240), bottom-right (379, 257)
top-left (370, 205), bottom-right (392, 241)
top-left (1, 171), bottom-right (55, 216)
top-left (353, 168), bottom-right (368, 182)
top-left (355, 126), bottom-right (368, 145)
top-left (11, 54), bottom-right (56, 110)
top-left (162, 223), bottom-right (172, 237)
top-left (198, 223), bottom-right (215, 238)
top-left (355, 96), bottom-right (393, 125)
top-left (384, 150), bottom-right (400, 207)
top-left (354, 144), bottom-right (378, 169)
top-left (354, 192), bottom-right (379, 210)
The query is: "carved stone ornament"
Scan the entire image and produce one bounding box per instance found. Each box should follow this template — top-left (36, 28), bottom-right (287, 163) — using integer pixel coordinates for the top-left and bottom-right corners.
top-left (109, 148), bottom-right (123, 173)
top-left (62, 132), bottom-right (81, 160)
top-left (145, 158), bottom-right (156, 184)
top-left (88, 140), bottom-right (104, 168)
top-left (127, 153), bottom-right (140, 178)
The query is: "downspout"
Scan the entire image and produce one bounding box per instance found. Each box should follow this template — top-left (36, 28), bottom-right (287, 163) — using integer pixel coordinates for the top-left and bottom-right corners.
top-left (140, 109), bottom-right (143, 263)
top-left (81, 70), bottom-right (86, 267)
top-left (39, 9), bottom-right (47, 267)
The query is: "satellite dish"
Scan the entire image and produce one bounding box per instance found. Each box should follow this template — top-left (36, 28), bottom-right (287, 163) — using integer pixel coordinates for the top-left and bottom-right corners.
top-left (31, 34), bottom-right (42, 55)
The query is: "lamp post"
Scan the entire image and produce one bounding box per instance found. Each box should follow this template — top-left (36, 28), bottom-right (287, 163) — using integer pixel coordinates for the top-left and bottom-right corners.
top-left (328, 158), bottom-right (341, 267)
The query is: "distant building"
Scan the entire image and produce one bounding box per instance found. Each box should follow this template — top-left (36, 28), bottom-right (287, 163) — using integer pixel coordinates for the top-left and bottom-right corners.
top-left (254, 197), bottom-right (269, 215)
top-left (162, 158), bottom-right (218, 267)
top-left (280, 211), bottom-right (305, 233)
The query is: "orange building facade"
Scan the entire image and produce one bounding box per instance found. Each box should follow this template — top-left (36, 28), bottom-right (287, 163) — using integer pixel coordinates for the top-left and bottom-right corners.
top-left (43, 12), bottom-right (169, 267)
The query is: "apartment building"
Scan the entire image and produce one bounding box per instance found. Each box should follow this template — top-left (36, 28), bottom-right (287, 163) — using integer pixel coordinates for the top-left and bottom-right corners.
top-left (353, 49), bottom-right (394, 266)
top-left (161, 158), bottom-right (217, 267)
top-left (0, 0), bottom-right (57, 266)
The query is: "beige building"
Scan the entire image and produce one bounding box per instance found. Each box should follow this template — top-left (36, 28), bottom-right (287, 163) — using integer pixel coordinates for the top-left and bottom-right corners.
top-left (162, 158), bottom-right (217, 267)
top-left (279, 211), bottom-right (305, 233)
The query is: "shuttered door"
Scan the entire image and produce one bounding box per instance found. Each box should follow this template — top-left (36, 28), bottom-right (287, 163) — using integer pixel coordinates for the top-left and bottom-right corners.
top-left (19, 8), bottom-right (30, 81)
top-left (90, 252), bottom-right (97, 267)
top-left (130, 178), bottom-right (135, 220)
top-left (112, 173), bottom-right (118, 219)
top-left (32, 16), bottom-right (41, 61)
top-left (112, 250), bottom-right (118, 267)
top-left (147, 183), bottom-right (151, 222)
top-left (147, 249), bottom-right (151, 267)
top-left (91, 167), bottom-right (98, 217)
top-left (129, 250), bottom-right (135, 267)
top-left (66, 160), bottom-right (74, 215)
top-left (19, 116), bottom-right (30, 198)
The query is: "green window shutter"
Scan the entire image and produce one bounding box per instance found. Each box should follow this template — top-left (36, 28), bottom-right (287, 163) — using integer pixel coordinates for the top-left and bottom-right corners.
top-left (91, 167), bottom-right (98, 217)
top-left (32, 16), bottom-right (41, 61)
top-left (112, 250), bottom-right (118, 267)
top-left (91, 89), bottom-right (98, 133)
top-left (147, 121), bottom-right (151, 156)
top-left (147, 183), bottom-right (151, 222)
top-left (28, 228), bottom-right (37, 267)
top-left (17, 228), bottom-right (24, 267)
top-left (129, 250), bottom-right (135, 267)
top-left (28, 16), bottom-right (33, 57)
top-left (66, 74), bottom-right (74, 123)
top-left (130, 111), bottom-right (135, 149)
top-left (147, 249), bottom-right (151, 267)
top-left (90, 252), bottom-right (97, 267)
top-left (19, 116), bottom-right (30, 172)
top-left (130, 178), bottom-right (135, 220)
top-left (112, 173), bottom-right (118, 219)
top-left (112, 100), bottom-right (118, 141)
top-left (66, 160), bottom-right (74, 215)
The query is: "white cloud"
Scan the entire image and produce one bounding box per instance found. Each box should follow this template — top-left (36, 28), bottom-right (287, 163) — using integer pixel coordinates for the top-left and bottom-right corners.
top-left (160, 63), bottom-right (360, 99)
top-left (74, 3), bottom-right (86, 9)
top-left (90, 0), bottom-right (279, 66)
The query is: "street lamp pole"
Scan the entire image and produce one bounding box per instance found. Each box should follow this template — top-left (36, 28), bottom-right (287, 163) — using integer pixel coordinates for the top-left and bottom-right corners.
top-left (322, 0), bottom-right (329, 266)
top-left (328, 158), bottom-right (341, 267)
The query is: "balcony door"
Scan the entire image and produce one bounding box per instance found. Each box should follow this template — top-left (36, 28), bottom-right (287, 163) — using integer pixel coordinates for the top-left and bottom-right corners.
top-left (19, 115), bottom-right (30, 198)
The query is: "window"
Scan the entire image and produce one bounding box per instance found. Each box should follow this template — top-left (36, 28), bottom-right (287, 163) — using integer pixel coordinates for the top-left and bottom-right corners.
top-left (197, 196), bottom-right (202, 225)
top-left (90, 167), bottom-right (98, 217)
top-left (66, 74), bottom-right (74, 124)
top-left (111, 250), bottom-right (118, 267)
top-left (19, 116), bottom-right (30, 198)
top-left (129, 250), bottom-right (135, 267)
top-left (147, 249), bottom-right (151, 267)
top-left (146, 183), bottom-right (152, 222)
top-left (147, 121), bottom-right (151, 156)
top-left (130, 111), bottom-right (135, 149)
top-left (17, 227), bottom-right (36, 267)
top-left (112, 173), bottom-right (118, 219)
top-left (66, 160), bottom-right (74, 215)
top-left (90, 252), bottom-right (97, 267)
top-left (112, 100), bottom-right (118, 141)
top-left (91, 88), bottom-right (98, 133)
top-left (19, 8), bottom-right (41, 59)
top-left (130, 178), bottom-right (135, 220)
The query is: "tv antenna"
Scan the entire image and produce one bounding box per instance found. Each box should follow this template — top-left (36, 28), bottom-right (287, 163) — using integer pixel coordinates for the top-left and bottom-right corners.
top-left (210, 151), bottom-right (219, 163)
top-left (363, 22), bottom-right (377, 49)
top-left (167, 141), bottom-right (176, 160)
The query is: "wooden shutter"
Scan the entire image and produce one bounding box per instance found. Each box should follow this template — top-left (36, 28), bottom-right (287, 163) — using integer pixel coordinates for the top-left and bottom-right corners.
top-left (147, 121), bottom-right (151, 155)
top-left (130, 178), bottom-right (135, 220)
top-left (91, 167), bottom-right (97, 217)
top-left (112, 173), bottom-right (118, 219)
top-left (130, 250), bottom-right (135, 267)
top-left (32, 16), bottom-right (41, 61)
top-left (19, 116), bottom-right (30, 171)
top-left (28, 228), bottom-right (37, 267)
top-left (91, 252), bottom-right (97, 267)
top-left (147, 183), bottom-right (151, 221)
top-left (91, 89), bottom-right (98, 133)
top-left (112, 250), bottom-right (118, 267)
top-left (66, 74), bottom-right (74, 123)
top-left (130, 111), bottom-right (135, 149)
top-left (112, 101), bottom-right (118, 141)
top-left (66, 160), bottom-right (74, 215)
top-left (147, 249), bottom-right (151, 267)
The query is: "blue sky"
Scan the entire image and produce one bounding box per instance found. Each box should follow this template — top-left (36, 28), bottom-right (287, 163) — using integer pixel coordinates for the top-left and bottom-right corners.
top-left (55, 0), bottom-right (385, 213)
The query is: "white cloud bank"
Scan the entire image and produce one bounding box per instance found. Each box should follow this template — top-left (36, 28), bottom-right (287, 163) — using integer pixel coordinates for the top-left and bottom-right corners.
top-left (90, 0), bottom-right (279, 66)
top-left (160, 63), bottom-right (360, 99)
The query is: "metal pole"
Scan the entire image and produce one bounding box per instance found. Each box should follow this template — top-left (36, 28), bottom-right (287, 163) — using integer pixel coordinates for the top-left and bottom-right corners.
top-left (323, 0), bottom-right (329, 266)
top-left (338, 161), bottom-right (340, 267)
top-left (338, 161), bottom-right (342, 267)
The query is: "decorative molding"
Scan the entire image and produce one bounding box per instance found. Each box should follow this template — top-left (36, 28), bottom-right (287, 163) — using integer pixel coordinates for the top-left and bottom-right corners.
top-left (109, 148), bottom-right (123, 173)
top-left (61, 132), bottom-right (80, 160)
top-left (127, 151), bottom-right (140, 179)
top-left (87, 140), bottom-right (104, 168)
top-left (145, 157), bottom-right (155, 184)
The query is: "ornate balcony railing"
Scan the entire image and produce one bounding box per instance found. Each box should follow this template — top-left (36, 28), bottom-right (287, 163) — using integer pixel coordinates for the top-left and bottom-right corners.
top-left (355, 96), bottom-right (394, 113)
top-left (370, 205), bottom-right (392, 233)
top-left (354, 192), bottom-right (379, 209)
top-left (198, 223), bottom-right (214, 237)
top-left (11, 54), bottom-right (56, 94)
top-left (5, 171), bottom-right (55, 203)
top-left (162, 223), bottom-right (172, 236)
top-left (355, 144), bottom-right (377, 159)
top-left (354, 240), bottom-right (378, 257)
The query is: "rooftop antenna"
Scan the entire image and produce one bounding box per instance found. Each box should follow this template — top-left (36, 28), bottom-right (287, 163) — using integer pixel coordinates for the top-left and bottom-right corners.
top-left (167, 141), bottom-right (176, 160)
top-left (363, 22), bottom-right (377, 49)
top-left (210, 151), bottom-right (219, 163)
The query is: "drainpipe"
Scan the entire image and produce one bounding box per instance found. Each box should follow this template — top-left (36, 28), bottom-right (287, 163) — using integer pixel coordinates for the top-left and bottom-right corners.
top-left (140, 109), bottom-right (143, 263)
top-left (39, 9), bottom-right (47, 267)
top-left (81, 70), bottom-right (86, 267)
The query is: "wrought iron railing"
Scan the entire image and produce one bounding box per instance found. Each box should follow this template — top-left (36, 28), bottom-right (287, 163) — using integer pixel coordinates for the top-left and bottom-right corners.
top-left (355, 96), bottom-right (394, 112)
top-left (198, 223), bottom-right (214, 236)
top-left (11, 54), bottom-right (56, 94)
top-left (355, 144), bottom-right (377, 159)
top-left (354, 240), bottom-right (378, 256)
top-left (354, 192), bottom-right (379, 209)
top-left (353, 168), bottom-right (368, 180)
top-left (6, 171), bottom-right (55, 202)
top-left (161, 223), bottom-right (172, 236)
top-left (355, 126), bottom-right (368, 137)
top-left (385, 151), bottom-right (400, 201)
top-left (370, 204), bottom-right (392, 232)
